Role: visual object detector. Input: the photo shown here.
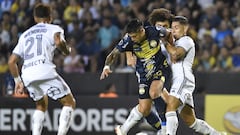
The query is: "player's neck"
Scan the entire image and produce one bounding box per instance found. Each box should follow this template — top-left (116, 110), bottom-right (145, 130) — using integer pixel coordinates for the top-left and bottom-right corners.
top-left (175, 33), bottom-right (186, 40)
top-left (34, 17), bottom-right (51, 24)
top-left (36, 20), bottom-right (49, 24)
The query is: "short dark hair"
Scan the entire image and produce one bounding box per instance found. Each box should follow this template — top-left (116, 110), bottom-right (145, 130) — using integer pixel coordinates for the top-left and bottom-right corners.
top-left (126, 19), bottom-right (143, 33)
top-left (148, 8), bottom-right (174, 25)
top-left (34, 3), bottom-right (51, 18)
top-left (172, 16), bottom-right (188, 25)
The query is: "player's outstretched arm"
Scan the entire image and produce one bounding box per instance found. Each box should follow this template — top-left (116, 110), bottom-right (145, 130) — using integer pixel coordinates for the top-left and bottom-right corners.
top-left (54, 32), bottom-right (71, 55)
top-left (8, 54), bottom-right (24, 94)
top-left (100, 48), bottom-right (120, 80)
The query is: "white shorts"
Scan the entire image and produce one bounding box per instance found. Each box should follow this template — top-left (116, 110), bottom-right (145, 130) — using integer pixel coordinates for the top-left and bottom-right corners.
top-left (27, 76), bottom-right (71, 101)
top-left (170, 77), bottom-right (195, 112)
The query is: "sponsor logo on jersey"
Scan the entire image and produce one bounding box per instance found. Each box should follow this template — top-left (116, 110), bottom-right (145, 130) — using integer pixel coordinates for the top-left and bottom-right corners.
top-left (150, 40), bottom-right (157, 48)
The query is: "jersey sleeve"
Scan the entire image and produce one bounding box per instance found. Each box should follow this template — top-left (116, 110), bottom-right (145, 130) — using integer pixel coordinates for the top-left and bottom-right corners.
top-left (51, 25), bottom-right (65, 45)
top-left (145, 26), bottom-right (167, 41)
top-left (12, 36), bottom-right (24, 58)
top-left (177, 36), bottom-right (194, 52)
top-left (58, 27), bottom-right (65, 41)
top-left (155, 26), bottom-right (167, 37)
top-left (116, 34), bottom-right (132, 52)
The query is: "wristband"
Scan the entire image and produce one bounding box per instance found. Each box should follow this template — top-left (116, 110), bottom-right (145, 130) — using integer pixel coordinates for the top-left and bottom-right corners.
top-left (103, 65), bottom-right (110, 70)
top-left (68, 46), bottom-right (72, 53)
top-left (14, 76), bottom-right (22, 83)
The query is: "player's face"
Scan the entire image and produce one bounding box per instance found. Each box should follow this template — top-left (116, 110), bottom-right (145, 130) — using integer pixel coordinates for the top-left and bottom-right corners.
top-left (155, 20), bottom-right (170, 28)
top-left (128, 28), bottom-right (145, 43)
top-left (172, 21), bottom-right (187, 39)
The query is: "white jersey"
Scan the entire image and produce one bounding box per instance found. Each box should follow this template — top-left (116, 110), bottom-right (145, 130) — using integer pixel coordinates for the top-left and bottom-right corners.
top-left (171, 36), bottom-right (195, 81)
top-left (170, 36), bottom-right (195, 109)
top-left (13, 23), bottom-right (65, 86)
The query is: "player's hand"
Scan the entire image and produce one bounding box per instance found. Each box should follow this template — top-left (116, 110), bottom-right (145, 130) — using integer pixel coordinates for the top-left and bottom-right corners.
top-left (166, 29), bottom-right (174, 45)
top-left (127, 55), bottom-right (136, 68)
top-left (170, 53), bottom-right (177, 63)
top-left (14, 81), bottom-right (24, 95)
top-left (100, 66), bottom-right (112, 80)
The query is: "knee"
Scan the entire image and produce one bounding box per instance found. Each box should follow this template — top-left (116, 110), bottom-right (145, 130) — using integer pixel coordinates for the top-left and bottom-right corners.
top-left (71, 98), bottom-right (76, 109)
top-left (138, 104), bottom-right (151, 116)
top-left (180, 110), bottom-right (196, 126)
top-left (61, 95), bottom-right (76, 109)
top-left (149, 90), bottom-right (161, 99)
top-left (149, 81), bottom-right (163, 99)
top-left (36, 105), bottom-right (48, 112)
top-left (68, 97), bottom-right (76, 109)
top-left (166, 96), bottom-right (180, 112)
top-left (182, 115), bottom-right (195, 126)
top-left (36, 98), bottom-right (48, 112)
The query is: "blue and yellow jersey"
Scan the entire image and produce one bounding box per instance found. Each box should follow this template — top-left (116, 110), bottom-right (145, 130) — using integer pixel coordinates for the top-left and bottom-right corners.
top-left (116, 26), bottom-right (170, 83)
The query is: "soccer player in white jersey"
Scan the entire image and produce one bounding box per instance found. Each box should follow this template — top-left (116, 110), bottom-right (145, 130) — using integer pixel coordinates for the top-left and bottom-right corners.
top-left (164, 16), bottom-right (226, 135)
top-left (8, 4), bottom-right (76, 135)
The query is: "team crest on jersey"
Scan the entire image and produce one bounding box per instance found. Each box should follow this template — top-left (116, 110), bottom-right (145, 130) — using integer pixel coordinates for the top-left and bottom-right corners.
top-left (139, 87), bottom-right (145, 95)
top-left (139, 84), bottom-right (146, 95)
top-left (150, 40), bottom-right (157, 48)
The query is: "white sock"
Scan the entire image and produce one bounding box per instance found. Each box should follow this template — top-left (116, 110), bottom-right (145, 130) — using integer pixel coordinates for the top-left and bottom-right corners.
top-left (161, 125), bottom-right (166, 134)
top-left (166, 111), bottom-right (178, 135)
top-left (190, 119), bottom-right (218, 135)
top-left (121, 105), bottom-right (143, 134)
top-left (32, 110), bottom-right (45, 135)
top-left (57, 106), bottom-right (74, 135)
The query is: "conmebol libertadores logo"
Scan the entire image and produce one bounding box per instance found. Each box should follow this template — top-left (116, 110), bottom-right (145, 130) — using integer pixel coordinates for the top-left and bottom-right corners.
top-left (223, 106), bottom-right (240, 134)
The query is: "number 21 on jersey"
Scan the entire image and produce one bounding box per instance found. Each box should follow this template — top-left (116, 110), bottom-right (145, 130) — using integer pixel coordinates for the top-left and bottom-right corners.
top-left (24, 34), bottom-right (43, 60)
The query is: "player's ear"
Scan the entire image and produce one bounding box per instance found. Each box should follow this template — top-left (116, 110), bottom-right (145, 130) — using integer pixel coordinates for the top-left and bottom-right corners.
top-left (48, 16), bottom-right (53, 24)
top-left (33, 16), bottom-right (38, 23)
top-left (140, 27), bottom-right (145, 34)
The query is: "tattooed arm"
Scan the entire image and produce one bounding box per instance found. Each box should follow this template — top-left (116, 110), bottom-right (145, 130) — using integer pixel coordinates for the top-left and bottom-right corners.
top-left (54, 32), bottom-right (71, 56)
top-left (165, 42), bottom-right (186, 63)
top-left (100, 48), bottom-right (121, 80)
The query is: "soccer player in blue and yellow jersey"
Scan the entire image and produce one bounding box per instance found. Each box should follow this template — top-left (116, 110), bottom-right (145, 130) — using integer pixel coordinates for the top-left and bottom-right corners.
top-left (122, 8), bottom-right (174, 135)
top-left (100, 18), bottom-right (171, 135)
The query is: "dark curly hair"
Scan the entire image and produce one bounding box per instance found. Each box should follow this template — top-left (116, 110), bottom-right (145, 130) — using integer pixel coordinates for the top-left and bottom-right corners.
top-left (148, 8), bottom-right (174, 26)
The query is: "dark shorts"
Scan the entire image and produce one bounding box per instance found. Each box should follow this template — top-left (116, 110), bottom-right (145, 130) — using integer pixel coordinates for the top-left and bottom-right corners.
top-left (138, 66), bottom-right (171, 99)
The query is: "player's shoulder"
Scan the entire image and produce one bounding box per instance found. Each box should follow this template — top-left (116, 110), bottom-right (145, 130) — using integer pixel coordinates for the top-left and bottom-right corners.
top-left (45, 23), bottom-right (63, 31)
top-left (118, 34), bottom-right (131, 47)
top-left (18, 25), bottom-right (35, 40)
top-left (179, 36), bottom-right (193, 42)
top-left (144, 26), bottom-right (157, 33)
top-left (145, 26), bottom-right (160, 38)
top-left (178, 36), bottom-right (194, 44)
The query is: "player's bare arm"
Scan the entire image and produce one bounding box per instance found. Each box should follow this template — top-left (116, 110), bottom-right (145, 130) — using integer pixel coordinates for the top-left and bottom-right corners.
top-left (165, 42), bottom-right (186, 63)
top-left (126, 51), bottom-right (136, 67)
top-left (8, 54), bottom-right (24, 94)
top-left (54, 32), bottom-right (71, 55)
top-left (166, 30), bottom-right (174, 45)
top-left (100, 47), bottom-right (120, 80)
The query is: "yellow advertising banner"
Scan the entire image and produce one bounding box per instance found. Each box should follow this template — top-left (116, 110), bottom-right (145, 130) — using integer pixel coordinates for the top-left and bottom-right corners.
top-left (205, 95), bottom-right (240, 135)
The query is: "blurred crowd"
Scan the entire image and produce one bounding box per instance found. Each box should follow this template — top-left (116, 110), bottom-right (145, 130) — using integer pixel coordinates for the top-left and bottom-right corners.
top-left (0, 0), bottom-right (240, 77)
